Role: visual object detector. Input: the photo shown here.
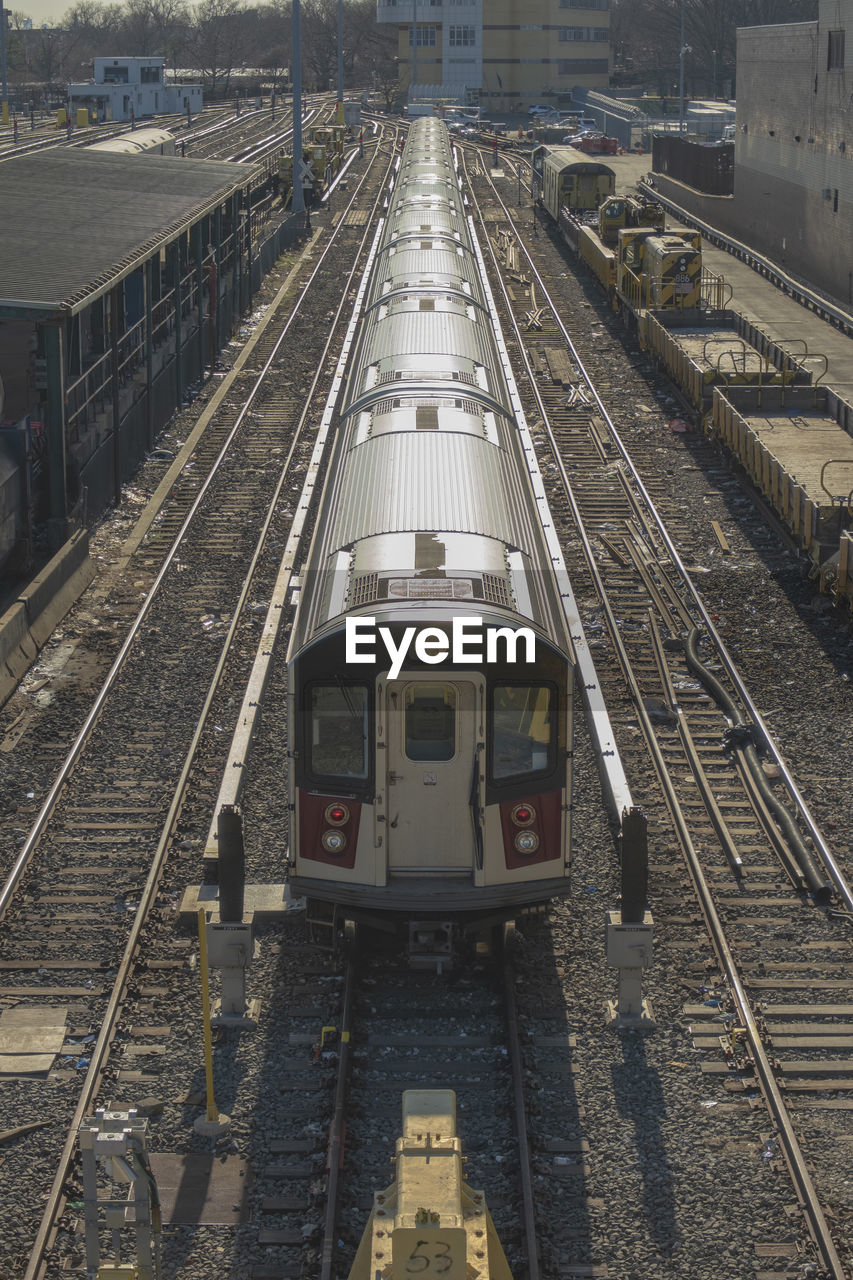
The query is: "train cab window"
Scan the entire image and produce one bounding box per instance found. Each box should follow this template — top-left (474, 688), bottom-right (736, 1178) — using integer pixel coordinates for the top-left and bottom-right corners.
top-left (491, 684), bottom-right (554, 780)
top-left (309, 685), bottom-right (369, 779)
top-left (405, 684), bottom-right (456, 761)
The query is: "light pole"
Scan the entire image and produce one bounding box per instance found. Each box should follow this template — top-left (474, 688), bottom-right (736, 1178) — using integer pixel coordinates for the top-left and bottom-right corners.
top-left (712, 48), bottom-right (717, 100)
top-left (678, 0), bottom-right (686, 133)
top-left (411, 0), bottom-right (417, 107)
top-left (336, 0), bottom-right (343, 124)
top-left (292, 0), bottom-right (304, 215)
top-left (0, 0), bottom-right (9, 124)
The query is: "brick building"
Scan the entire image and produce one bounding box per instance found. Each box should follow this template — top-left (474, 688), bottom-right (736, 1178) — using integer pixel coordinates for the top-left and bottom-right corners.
top-left (375, 0), bottom-right (610, 113)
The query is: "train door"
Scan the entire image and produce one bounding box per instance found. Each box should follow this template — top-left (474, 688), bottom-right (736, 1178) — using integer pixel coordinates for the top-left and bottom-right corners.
top-left (385, 675), bottom-right (483, 873)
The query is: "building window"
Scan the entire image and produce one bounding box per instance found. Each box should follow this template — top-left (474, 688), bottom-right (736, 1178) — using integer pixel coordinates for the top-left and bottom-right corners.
top-left (559, 26), bottom-right (608, 41)
top-left (140, 65), bottom-right (161, 83)
top-left (557, 58), bottom-right (609, 75)
top-left (409, 24), bottom-right (437, 46)
top-left (449, 24), bottom-right (476, 46)
top-left (560, 0), bottom-right (608, 7)
top-left (828, 30), bottom-right (845, 70)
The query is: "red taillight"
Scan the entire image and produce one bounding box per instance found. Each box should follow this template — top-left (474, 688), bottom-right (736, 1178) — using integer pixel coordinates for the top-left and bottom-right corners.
top-left (511, 803), bottom-right (536, 826)
top-left (325, 803), bottom-right (350, 826)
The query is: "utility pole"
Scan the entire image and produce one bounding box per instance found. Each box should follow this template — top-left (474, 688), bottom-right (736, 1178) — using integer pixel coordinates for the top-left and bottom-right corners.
top-left (411, 0), bottom-right (418, 108)
top-left (336, 0), bottom-right (344, 125)
top-left (292, 0), bottom-right (304, 215)
top-left (0, 0), bottom-right (9, 125)
top-left (678, 0), bottom-right (685, 133)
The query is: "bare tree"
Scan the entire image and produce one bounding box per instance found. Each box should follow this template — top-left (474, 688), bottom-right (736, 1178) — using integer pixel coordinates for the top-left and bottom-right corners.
top-left (246, 0), bottom-right (291, 85)
top-left (185, 0), bottom-right (246, 98)
top-left (612, 0), bottom-right (817, 97)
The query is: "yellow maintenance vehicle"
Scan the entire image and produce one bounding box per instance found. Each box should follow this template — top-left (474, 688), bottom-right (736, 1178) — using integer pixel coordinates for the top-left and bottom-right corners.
top-left (348, 1091), bottom-right (512, 1280)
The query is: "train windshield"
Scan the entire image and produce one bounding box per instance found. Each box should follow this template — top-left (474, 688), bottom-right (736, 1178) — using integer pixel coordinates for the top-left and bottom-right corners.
top-left (491, 684), bottom-right (554, 780)
top-left (309, 685), bottom-right (369, 779)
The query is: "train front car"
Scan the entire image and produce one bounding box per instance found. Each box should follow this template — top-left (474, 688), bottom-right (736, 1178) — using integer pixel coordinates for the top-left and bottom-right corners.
top-left (286, 118), bottom-right (575, 937)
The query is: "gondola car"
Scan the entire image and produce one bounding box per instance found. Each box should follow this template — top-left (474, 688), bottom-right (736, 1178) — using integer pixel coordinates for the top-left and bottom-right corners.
top-left (285, 117), bottom-right (580, 943)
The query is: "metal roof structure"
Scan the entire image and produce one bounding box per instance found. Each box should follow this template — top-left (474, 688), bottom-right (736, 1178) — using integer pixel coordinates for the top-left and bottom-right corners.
top-left (0, 149), bottom-right (258, 319)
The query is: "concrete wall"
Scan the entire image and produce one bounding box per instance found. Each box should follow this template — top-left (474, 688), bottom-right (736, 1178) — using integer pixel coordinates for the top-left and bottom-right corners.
top-left (730, 6), bottom-right (853, 307)
top-left (0, 530), bottom-right (96, 707)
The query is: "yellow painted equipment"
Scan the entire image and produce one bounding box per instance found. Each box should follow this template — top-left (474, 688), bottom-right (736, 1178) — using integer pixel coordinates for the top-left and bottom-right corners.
top-left (76, 107), bottom-right (91, 127)
top-left (640, 309), bottom-right (813, 412)
top-left (597, 194), bottom-right (665, 246)
top-left (348, 1090), bottom-right (513, 1279)
top-left (616, 228), bottom-right (702, 312)
top-left (711, 383), bottom-right (853, 568)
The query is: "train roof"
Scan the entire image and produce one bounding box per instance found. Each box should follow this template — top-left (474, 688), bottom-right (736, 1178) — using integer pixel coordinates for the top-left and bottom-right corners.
top-left (541, 148), bottom-right (616, 178)
top-left (87, 126), bottom-right (175, 153)
top-left (288, 116), bottom-right (571, 658)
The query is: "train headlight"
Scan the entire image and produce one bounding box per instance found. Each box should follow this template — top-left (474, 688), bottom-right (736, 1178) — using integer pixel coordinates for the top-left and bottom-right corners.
top-left (321, 829), bottom-right (347, 854)
top-left (514, 830), bottom-right (540, 855)
top-left (511, 803), bottom-right (536, 826)
top-left (325, 803), bottom-right (350, 827)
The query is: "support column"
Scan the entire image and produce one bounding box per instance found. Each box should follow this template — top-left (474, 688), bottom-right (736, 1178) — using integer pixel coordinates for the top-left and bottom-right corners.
top-left (110, 284), bottom-right (122, 505)
top-left (144, 258), bottom-right (154, 450)
top-left (231, 192), bottom-right (240, 314)
top-left (172, 242), bottom-right (183, 408)
top-left (245, 197), bottom-right (253, 312)
top-left (195, 221), bottom-right (204, 379)
top-left (214, 205), bottom-right (223, 354)
top-left (43, 320), bottom-right (69, 550)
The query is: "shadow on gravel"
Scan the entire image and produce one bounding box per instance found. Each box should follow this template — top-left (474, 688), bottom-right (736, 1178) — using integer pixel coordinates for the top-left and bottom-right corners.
top-left (611, 1037), bottom-right (676, 1253)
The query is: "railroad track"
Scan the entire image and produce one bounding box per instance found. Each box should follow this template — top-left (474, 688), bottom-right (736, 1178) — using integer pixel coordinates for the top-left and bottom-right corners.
top-left (293, 926), bottom-right (545, 1280)
top-left (463, 144), bottom-right (853, 1279)
top-left (0, 124), bottom-right (402, 1280)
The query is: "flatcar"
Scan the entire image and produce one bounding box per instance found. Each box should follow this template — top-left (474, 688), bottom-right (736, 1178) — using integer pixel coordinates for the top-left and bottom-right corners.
top-left (285, 117), bottom-right (581, 947)
top-left (87, 126), bottom-right (176, 157)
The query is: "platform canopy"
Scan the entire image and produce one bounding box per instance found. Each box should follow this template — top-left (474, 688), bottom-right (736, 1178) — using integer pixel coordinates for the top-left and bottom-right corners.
top-left (0, 148), bottom-right (258, 319)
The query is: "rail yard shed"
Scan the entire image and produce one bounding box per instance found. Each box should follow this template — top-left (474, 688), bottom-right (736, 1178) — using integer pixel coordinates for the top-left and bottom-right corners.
top-left (0, 147), bottom-right (288, 566)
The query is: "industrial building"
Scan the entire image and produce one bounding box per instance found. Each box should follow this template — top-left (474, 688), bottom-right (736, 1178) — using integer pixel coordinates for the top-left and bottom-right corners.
top-left (0, 148), bottom-right (295, 574)
top-left (375, 0), bottom-right (610, 113)
top-left (733, 0), bottom-right (853, 306)
top-left (67, 58), bottom-right (203, 123)
top-left (650, 0), bottom-right (853, 308)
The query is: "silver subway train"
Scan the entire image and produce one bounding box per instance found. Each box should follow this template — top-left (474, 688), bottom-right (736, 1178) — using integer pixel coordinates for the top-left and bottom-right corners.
top-left (285, 118), bottom-right (581, 937)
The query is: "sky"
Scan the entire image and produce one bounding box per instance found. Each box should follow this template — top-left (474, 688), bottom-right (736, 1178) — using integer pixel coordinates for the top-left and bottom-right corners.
top-left (9, 0), bottom-right (71, 27)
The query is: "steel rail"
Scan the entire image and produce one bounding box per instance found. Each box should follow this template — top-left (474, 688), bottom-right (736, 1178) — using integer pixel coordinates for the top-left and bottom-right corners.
top-left (480, 162), bottom-right (853, 916)
top-left (22, 127), bottom-right (397, 1280)
top-left (463, 155), bottom-right (635, 825)
top-left (472, 151), bottom-right (848, 1280)
top-left (319, 947), bottom-right (358, 1280)
top-left (503, 927), bottom-right (541, 1280)
top-left (0, 126), bottom-right (388, 925)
